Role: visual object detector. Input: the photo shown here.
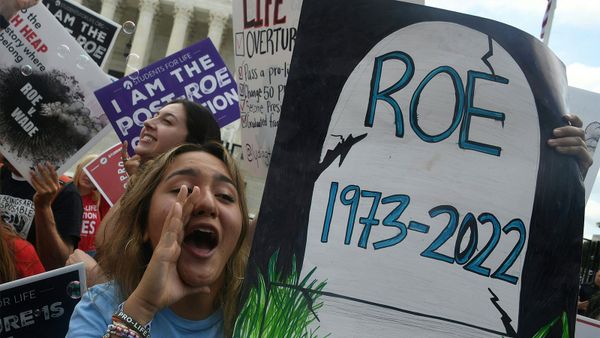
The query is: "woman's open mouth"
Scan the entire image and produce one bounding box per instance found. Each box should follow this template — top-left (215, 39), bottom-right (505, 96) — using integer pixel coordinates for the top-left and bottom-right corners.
top-left (183, 228), bottom-right (218, 257)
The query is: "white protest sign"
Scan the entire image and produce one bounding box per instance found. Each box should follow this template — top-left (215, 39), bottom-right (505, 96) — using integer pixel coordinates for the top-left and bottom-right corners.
top-left (232, 0), bottom-right (426, 178)
top-left (0, 3), bottom-right (111, 182)
top-left (236, 1), bottom-right (584, 337)
top-left (567, 86), bottom-right (600, 201)
top-left (304, 21), bottom-right (537, 336)
top-left (232, 0), bottom-right (302, 177)
top-left (576, 315), bottom-right (600, 338)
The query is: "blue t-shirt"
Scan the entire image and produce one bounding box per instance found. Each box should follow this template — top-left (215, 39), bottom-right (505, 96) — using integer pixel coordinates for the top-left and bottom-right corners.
top-left (66, 281), bottom-right (224, 338)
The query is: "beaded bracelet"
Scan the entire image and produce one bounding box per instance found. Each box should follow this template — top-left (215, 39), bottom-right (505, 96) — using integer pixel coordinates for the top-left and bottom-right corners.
top-left (113, 302), bottom-right (152, 334)
top-left (112, 311), bottom-right (151, 338)
top-left (106, 323), bottom-right (140, 338)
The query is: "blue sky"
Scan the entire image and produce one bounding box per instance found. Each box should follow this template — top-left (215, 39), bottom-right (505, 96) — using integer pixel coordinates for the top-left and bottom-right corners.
top-left (426, 0), bottom-right (600, 238)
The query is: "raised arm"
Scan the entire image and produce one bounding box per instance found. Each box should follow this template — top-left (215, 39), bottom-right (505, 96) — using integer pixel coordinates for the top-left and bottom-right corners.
top-left (0, 0), bottom-right (39, 31)
top-left (31, 163), bottom-right (81, 270)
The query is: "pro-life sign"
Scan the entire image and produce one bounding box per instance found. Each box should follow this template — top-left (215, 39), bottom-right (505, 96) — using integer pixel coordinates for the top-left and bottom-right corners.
top-left (95, 38), bottom-right (240, 156)
top-left (0, 263), bottom-right (86, 338)
top-left (42, 0), bottom-right (120, 68)
top-left (83, 143), bottom-right (128, 207)
top-left (236, 1), bottom-right (584, 337)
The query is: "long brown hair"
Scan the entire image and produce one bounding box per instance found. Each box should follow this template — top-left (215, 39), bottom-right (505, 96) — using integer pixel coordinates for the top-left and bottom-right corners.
top-left (99, 143), bottom-right (249, 336)
top-left (168, 99), bottom-right (222, 144)
top-left (0, 224), bottom-right (18, 283)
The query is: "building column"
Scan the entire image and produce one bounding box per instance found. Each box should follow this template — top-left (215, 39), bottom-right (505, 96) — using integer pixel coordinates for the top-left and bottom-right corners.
top-left (143, 15), bottom-right (160, 65)
top-left (207, 9), bottom-right (229, 51)
top-left (165, 1), bottom-right (194, 56)
top-left (125, 0), bottom-right (159, 74)
top-left (100, 0), bottom-right (120, 21)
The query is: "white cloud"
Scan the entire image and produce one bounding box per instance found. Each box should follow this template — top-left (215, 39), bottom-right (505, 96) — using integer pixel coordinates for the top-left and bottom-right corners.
top-left (426, 0), bottom-right (548, 17)
top-left (567, 63), bottom-right (600, 93)
top-left (426, 0), bottom-right (600, 28)
top-left (554, 1), bottom-right (600, 28)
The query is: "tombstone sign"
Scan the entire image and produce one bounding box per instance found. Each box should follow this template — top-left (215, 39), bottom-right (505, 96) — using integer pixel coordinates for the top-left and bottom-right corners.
top-left (0, 263), bottom-right (86, 338)
top-left (235, 1), bottom-right (584, 338)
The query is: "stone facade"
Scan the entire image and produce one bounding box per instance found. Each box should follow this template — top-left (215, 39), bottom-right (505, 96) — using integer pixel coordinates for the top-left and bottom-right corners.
top-left (74, 0), bottom-right (234, 77)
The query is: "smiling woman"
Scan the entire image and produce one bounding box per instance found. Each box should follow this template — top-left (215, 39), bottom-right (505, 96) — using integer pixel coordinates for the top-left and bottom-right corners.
top-left (134, 99), bottom-right (221, 164)
top-left (93, 99), bottom-right (222, 249)
top-left (66, 143), bottom-right (249, 338)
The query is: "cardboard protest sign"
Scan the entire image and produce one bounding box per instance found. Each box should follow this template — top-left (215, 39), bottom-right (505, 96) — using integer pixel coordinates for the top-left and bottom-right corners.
top-left (567, 87), bottom-right (600, 202)
top-left (95, 38), bottom-right (240, 156)
top-left (42, 0), bottom-right (120, 68)
top-left (576, 316), bottom-right (600, 338)
top-left (232, 0), bottom-right (302, 177)
top-left (0, 263), bottom-right (86, 337)
top-left (83, 143), bottom-right (128, 207)
top-left (236, 1), bottom-right (584, 337)
top-left (0, 3), bottom-right (111, 182)
top-left (232, 1), bottom-right (423, 177)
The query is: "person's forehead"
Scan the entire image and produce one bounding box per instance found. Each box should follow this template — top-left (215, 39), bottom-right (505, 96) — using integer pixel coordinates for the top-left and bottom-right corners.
top-left (159, 103), bottom-right (186, 118)
top-left (164, 151), bottom-right (231, 181)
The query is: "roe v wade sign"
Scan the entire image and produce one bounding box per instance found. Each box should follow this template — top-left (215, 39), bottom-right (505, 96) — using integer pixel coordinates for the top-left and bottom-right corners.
top-left (235, 1), bottom-right (585, 338)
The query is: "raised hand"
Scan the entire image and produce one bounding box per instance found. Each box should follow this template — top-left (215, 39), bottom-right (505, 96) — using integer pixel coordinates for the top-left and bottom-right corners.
top-left (31, 162), bottom-right (60, 207)
top-left (16, 0), bottom-right (39, 10)
top-left (121, 140), bottom-right (142, 176)
top-left (66, 249), bottom-right (107, 287)
top-left (124, 185), bottom-right (209, 324)
top-left (1, 0), bottom-right (39, 21)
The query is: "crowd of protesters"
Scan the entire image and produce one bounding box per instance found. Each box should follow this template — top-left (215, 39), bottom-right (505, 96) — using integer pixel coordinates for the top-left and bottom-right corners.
top-left (1, 1), bottom-right (600, 337)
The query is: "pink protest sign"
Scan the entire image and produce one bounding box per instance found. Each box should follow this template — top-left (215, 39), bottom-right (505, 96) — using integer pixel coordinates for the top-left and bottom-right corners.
top-left (83, 143), bottom-right (128, 206)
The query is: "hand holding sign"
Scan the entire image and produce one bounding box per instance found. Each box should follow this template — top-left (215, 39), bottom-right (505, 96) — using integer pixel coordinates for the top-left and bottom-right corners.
top-left (65, 249), bottom-right (107, 287)
top-left (121, 140), bottom-right (142, 176)
top-left (547, 114), bottom-right (593, 177)
top-left (0, 262), bottom-right (85, 338)
top-left (0, 0), bottom-right (39, 20)
top-left (31, 162), bottom-right (60, 207)
top-left (237, 1), bottom-right (586, 337)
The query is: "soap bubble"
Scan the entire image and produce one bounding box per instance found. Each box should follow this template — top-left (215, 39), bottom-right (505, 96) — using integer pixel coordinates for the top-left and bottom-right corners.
top-left (20, 65), bottom-right (33, 76)
top-left (125, 53), bottom-right (140, 65)
top-left (66, 280), bottom-right (82, 299)
top-left (76, 54), bottom-right (91, 70)
top-left (55, 0), bottom-right (61, 6)
top-left (126, 53), bottom-right (141, 80)
top-left (127, 68), bottom-right (140, 80)
top-left (57, 44), bottom-right (70, 58)
top-left (122, 21), bottom-right (136, 35)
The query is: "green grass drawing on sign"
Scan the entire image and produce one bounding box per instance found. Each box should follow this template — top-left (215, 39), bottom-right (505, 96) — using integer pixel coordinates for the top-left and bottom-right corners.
top-left (531, 311), bottom-right (570, 338)
top-left (233, 251), bottom-right (330, 338)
